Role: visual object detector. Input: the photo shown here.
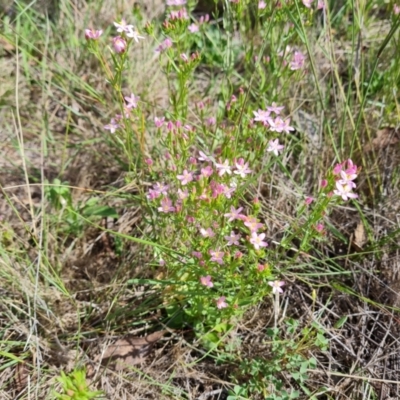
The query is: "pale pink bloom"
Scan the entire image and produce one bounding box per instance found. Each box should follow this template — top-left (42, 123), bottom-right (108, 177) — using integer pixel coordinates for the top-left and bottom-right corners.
top-left (395, 4), bottom-right (400, 14)
top-left (198, 150), bottom-right (211, 162)
top-left (333, 163), bottom-right (343, 174)
top-left (245, 217), bottom-right (264, 233)
top-left (126, 29), bottom-right (145, 42)
top-left (201, 166), bottom-right (213, 178)
top-left (170, 9), bottom-right (189, 20)
top-left (177, 170), bottom-right (193, 185)
top-left (188, 23), bottom-right (199, 33)
top-left (317, 0), bottom-right (325, 9)
top-left (269, 117), bottom-right (295, 134)
top-left (338, 170), bottom-right (356, 188)
top-left (305, 196), bottom-right (314, 205)
top-left (267, 139), bottom-right (284, 156)
top-left (216, 296), bottom-right (228, 309)
top-left (268, 280), bottom-right (285, 294)
top-left (224, 206), bottom-right (245, 222)
top-left (180, 53), bottom-right (189, 62)
top-left (153, 182), bottom-right (169, 196)
top-left (147, 189), bottom-right (159, 200)
top-left (200, 275), bottom-right (213, 288)
top-left (215, 159), bottom-right (232, 176)
top-left (158, 197), bottom-right (176, 213)
top-left (112, 36), bottom-right (127, 53)
top-left (234, 158), bottom-right (252, 178)
top-left (315, 223), bottom-right (324, 232)
top-left (206, 117), bottom-right (216, 126)
top-left (166, 0), bottom-right (187, 5)
top-left (302, 0), bottom-right (314, 8)
top-left (253, 109), bottom-right (271, 123)
top-left (225, 231), bottom-right (241, 246)
top-left (85, 28), bottom-right (103, 40)
top-left (114, 20), bottom-right (134, 34)
top-left (104, 118), bottom-right (120, 133)
top-left (154, 116), bottom-right (165, 127)
top-left (125, 93), bottom-right (139, 109)
top-left (192, 251), bottom-right (202, 259)
top-left (222, 184), bottom-right (236, 199)
top-left (333, 181), bottom-right (358, 201)
top-left (229, 0), bottom-right (239, 3)
top-left (250, 232), bottom-right (268, 250)
top-left (209, 250), bottom-right (224, 265)
top-left (266, 102), bottom-right (284, 115)
top-left (320, 179), bottom-right (328, 188)
top-left (200, 227), bottom-right (215, 238)
top-left (156, 38), bottom-right (173, 53)
top-left (290, 51), bottom-right (306, 70)
top-left (258, 1), bottom-right (266, 9)
top-left (177, 189), bottom-right (189, 200)
top-left (145, 158), bottom-right (153, 166)
top-left (199, 14), bottom-right (210, 23)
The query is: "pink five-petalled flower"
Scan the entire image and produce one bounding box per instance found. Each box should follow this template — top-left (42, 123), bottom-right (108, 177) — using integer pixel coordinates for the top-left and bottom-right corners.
top-left (209, 250), bottom-right (224, 265)
top-left (269, 117), bottom-right (295, 134)
top-left (302, 0), bottom-right (314, 8)
top-left (200, 227), bottom-right (215, 238)
top-left (225, 231), bottom-right (241, 246)
top-left (85, 28), bottom-right (103, 40)
top-left (104, 118), bottom-right (119, 133)
top-left (267, 139), bottom-right (284, 156)
top-left (250, 232), bottom-right (268, 250)
top-left (333, 182), bottom-right (358, 201)
top-left (234, 158), bottom-right (252, 178)
top-left (216, 296), bottom-right (228, 309)
top-left (244, 216), bottom-right (264, 232)
top-left (112, 36), bottom-right (127, 53)
top-left (158, 197), bottom-right (175, 213)
top-left (200, 275), bottom-right (213, 288)
top-left (125, 93), bottom-right (139, 109)
top-left (215, 159), bottom-right (232, 176)
top-left (224, 206), bottom-right (245, 222)
top-left (290, 51), bottom-right (306, 70)
top-left (266, 102), bottom-right (284, 115)
top-left (177, 170), bottom-right (193, 185)
top-left (268, 280), bottom-right (285, 294)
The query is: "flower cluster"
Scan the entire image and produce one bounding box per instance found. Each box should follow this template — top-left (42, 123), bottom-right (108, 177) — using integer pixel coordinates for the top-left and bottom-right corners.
top-left (333, 159), bottom-right (359, 201)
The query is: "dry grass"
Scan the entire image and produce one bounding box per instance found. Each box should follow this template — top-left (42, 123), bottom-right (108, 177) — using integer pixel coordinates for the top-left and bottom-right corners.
top-left (1, 0), bottom-right (400, 399)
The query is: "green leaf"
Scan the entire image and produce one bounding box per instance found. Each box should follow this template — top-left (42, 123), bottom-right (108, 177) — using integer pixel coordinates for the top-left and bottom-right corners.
top-left (82, 205), bottom-right (119, 218)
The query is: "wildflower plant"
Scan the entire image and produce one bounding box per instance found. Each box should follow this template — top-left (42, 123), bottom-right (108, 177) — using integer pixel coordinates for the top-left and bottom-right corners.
top-left (84, 2), bottom-right (360, 345)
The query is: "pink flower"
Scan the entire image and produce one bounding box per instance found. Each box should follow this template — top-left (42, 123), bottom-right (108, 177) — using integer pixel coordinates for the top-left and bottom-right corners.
top-left (198, 150), bottom-right (211, 162)
top-left (153, 182), bottom-right (169, 196)
top-left (258, 1), bottom-right (266, 9)
top-left (206, 117), bottom-right (216, 126)
top-left (269, 117), bottom-right (295, 134)
top-left (177, 170), bottom-right (193, 185)
top-left (177, 189), bottom-right (189, 200)
top-left (253, 109), bottom-right (271, 123)
top-left (249, 232), bottom-right (268, 250)
top-left (154, 116), bottom-right (165, 127)
top-left (266, 102), bottom-right (284, 115)
top-left (104, 118), bottom-right (120, 134)
top-left (188, 23), bottom-right (199, 33)
top-left (215, 159), bottom-right (232, 176)
top-left (200, 275), bottom-right (214, 288)
top-left (225, 231), bottom-right (241, 246)
top-left (395, 4), bottom-right (400, 14)
top-left (180, 53), bottom-right (189, 62)
top-left (112, 36), bottom-right (127, 53)
top-left (201, 166), bottom-right (213, 178)
top-left (224, 206), bottom-right (245, 222)
top-left (267, 139), bottom-right (284, 156)
top-left (244, 216), bottom-right (264, 233)
top-left (333, 182), bottom-right (358, 201)
top-left (114, 19), bottom-right (134, 34)
top-left (200, 227), bottom-right (215, 238)
top-left (305, 196), bottom-right (314, 205)
top-left (290, 51), bottom-right (306, 70)
top-left (216, 296), bottom-right (228, 309)
top-left (125, 93), bottom-right (139, 109)
top-left (302, 0), bottom-right (314, 8)
top-left (320, 179), bottom-right (328, 188)
top-left (268, 280), bottom-right (285, 294)
top-left (192, 251), bottom-right (202, 259)
top-left (315, 223), bottom-right (324, 232)
top-left (234, 158), bottom-right (252, 178)
top-left (156, 38), bottom-right (173, 53)
top-left (209, 250), bottom-right (224, 265)
top-left (317, 0), bottom-right (325, 9)
top-left (85, 28), bottom-right (103, 40)
top-left (166, 0), bottom-right (187, 5)
top-left (158, 197), bottom-right (176, 213)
